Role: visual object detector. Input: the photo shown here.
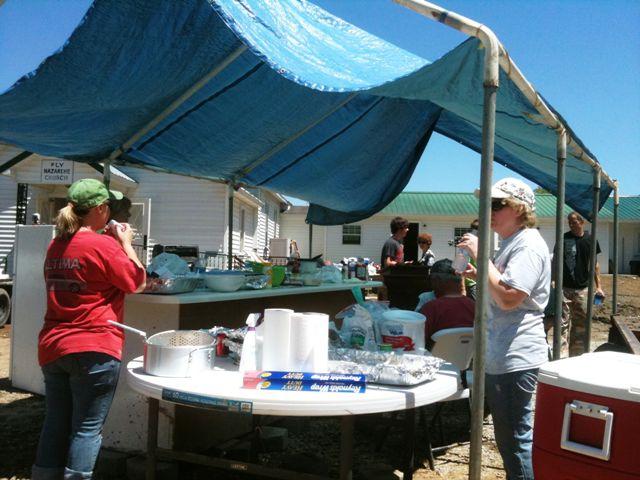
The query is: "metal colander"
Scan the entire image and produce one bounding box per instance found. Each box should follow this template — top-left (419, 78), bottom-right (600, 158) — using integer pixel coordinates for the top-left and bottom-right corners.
top-left (146, 330), bottom-right (214, 347)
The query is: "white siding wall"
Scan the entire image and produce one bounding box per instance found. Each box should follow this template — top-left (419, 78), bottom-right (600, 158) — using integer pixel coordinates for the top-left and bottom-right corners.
top-left (230, 198), bottom-right (257, 257)
top-left (537, 219), bottom-right (611, 274)
top-left (118, 167), bottom-right (227, 254)
top-left (279, 213), bottom-right (326, 259)
top-left (281, 214), bottom-right (485, 263)
top-left (0, 175), bottom-right (17, 272)
top-left (254, 195), bottom-right (281, 257)
top-left (618, 223), bottom-right (640, 274)
top-left (281, 212), bottom-right (614, 272)
top-left (3, 161), bottom-right (288, 267)
top-left (15, 156), bottom-right (110, 185)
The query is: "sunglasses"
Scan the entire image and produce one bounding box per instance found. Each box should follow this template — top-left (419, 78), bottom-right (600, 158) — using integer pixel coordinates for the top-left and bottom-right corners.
top-left (491, 199), bottom-right (506, 212)
top-left (418, 240), bottom-right (431, 244)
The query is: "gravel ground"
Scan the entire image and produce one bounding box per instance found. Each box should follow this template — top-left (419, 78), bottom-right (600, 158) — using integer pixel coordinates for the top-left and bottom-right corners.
top-left (0, 274), bottom-right (637, 480)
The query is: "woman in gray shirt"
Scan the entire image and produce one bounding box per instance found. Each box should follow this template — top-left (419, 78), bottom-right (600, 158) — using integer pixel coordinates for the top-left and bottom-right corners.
top-left (459, 177), bottom-right (550, 480)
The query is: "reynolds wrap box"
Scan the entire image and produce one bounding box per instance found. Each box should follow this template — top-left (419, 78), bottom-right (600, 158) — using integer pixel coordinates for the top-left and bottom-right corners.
top-left (243, 371), bottom-right (366, 393)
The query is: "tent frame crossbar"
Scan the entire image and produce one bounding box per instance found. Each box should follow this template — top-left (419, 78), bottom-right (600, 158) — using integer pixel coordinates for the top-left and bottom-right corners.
top-left (393, 0), bottom-right (614, 191)
top-left (101, 44), bottom-right (248, 186)
top-left (234, 93), bottom-right (358, 181)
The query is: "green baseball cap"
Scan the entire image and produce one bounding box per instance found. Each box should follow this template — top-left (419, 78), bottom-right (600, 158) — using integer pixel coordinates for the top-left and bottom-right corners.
top-left (67, 178), bottom-right (123, 209)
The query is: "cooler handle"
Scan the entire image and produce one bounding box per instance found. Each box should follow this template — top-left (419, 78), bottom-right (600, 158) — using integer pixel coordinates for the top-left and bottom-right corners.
top-left (560, 400), bottom-right (613, 461)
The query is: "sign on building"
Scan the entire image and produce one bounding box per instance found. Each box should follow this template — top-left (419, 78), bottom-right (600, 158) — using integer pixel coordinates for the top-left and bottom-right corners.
top-left (41, 159), bottom-right (73, 184)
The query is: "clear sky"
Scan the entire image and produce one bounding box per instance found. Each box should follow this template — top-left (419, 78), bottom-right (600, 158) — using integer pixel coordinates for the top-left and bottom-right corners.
top-left (1, 0), bottom-right (638, 199)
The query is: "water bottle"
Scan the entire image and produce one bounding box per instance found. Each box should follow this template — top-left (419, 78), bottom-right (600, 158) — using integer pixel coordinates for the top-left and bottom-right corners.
top-left (356, 259), bottom-right (366, 280)
top-left (348, 260), bottom-right (356, 279)
top-left (452, 247), bottom-right (470, 273)
top-left (341, 263), bottom-right (349, 281)
top-left (107, 219), bottom-right (126, 232)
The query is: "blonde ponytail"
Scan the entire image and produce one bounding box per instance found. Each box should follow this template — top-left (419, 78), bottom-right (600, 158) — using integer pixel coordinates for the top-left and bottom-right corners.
top-left (55, 203), bottom-right (89, 239)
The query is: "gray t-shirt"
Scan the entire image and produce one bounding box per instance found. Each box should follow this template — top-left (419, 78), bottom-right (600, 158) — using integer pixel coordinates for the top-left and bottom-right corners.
top-left (486, 228), bottom-right (551, 375)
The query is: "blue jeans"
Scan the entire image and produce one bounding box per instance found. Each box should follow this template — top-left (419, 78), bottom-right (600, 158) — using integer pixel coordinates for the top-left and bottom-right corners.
top-left (32, 352), bottom-right (121, 480)
top-left (486, 369), bottom-right (539, 480)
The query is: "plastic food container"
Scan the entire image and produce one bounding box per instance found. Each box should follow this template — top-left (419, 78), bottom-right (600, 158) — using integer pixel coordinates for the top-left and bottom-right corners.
top-left (301, 271), bottom-right (322, 286)
top-left (379, 310), bottom-right (426, 351)
top-left (143, 275), bottom-right (200, 294)
top-left (203, 270), bottom-right (247, 292)
top-left (299, 260), bottom-right (320, 274)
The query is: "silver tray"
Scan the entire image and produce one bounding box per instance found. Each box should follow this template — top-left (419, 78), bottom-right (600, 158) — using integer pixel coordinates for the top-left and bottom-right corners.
top-left (328, 348), bottom-right (444, 385)
top-left (143, 276), bottom-right (201, 295)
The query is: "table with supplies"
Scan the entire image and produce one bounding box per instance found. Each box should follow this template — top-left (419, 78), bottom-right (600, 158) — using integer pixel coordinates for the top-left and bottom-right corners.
top-left (104, 282), bottom-right (382, 452)
top-left (126, 355), bottom-right (460, 480)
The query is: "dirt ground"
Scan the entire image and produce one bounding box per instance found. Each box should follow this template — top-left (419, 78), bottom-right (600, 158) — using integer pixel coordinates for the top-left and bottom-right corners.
top-left (1, 274), bottom-right (638, 480)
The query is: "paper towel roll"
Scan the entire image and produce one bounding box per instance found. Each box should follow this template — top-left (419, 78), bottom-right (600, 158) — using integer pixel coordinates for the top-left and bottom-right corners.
top-left (310, 313), bottom-right (329, 373)
top-left (262, 308), bottom-right (293, 371)
top-left (289, 312), bottom-right (329, 373)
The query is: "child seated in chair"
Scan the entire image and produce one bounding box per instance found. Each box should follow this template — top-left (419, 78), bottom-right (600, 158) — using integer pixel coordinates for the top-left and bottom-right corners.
top-left (420, 259), bottom-right (475, 350)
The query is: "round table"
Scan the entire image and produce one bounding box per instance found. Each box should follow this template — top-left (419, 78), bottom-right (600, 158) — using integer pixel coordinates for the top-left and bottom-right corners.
top-left (127, 356), bottom-right (460, 480)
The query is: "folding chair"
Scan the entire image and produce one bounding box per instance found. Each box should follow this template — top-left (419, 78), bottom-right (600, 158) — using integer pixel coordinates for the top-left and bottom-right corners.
top-left (422, 327), bottom-right (474, 468)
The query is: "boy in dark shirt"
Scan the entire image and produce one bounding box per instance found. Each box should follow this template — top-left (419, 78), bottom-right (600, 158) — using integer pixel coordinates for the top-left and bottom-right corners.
top-left (380, 216), bottom-right (410, 268)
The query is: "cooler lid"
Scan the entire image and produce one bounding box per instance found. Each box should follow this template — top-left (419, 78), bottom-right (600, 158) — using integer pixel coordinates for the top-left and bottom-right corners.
top-left (538, 352), bottom-right (640, 403)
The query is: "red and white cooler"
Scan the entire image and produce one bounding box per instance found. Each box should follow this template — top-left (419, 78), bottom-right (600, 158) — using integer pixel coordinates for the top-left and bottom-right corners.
top-left (533, 352), bottom-right (640, 480)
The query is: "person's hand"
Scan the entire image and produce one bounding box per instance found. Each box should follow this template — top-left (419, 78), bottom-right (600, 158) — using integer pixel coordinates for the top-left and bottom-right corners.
top-left (404, 260), bottom-right (414, 264)
top-left (462, 262), bottom-right (477, 279)
top-left (458, 233), bottom-right (478, 260)
top-left (106, 221), bottom-right (134, 246)
top-left (596, 287), bottom-right (605, 298)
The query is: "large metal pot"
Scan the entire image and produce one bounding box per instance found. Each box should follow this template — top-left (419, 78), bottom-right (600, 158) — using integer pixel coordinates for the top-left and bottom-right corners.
top-left (110, 322), bottom-right (216, 377)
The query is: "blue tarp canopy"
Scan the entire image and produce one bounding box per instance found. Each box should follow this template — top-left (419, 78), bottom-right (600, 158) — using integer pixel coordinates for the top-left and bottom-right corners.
top-left (0, 0), bottom-right (610, 224)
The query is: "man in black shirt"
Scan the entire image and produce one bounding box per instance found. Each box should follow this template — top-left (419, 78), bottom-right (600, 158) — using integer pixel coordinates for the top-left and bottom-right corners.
top-left (562, 211), bottom-right (604, 356)
top-left (380, 216), bottom-right (409, 268)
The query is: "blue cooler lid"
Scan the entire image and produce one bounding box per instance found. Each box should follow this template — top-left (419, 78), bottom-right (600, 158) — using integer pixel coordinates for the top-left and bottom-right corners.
top-left (538, 352), bottom-right (640, 403)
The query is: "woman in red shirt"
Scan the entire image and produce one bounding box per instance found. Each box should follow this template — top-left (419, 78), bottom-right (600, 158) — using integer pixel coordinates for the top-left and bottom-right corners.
top-left (32, 179), bottom-right (146, 480)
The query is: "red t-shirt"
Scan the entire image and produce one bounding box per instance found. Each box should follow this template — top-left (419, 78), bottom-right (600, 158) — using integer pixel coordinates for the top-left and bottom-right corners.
top-left (420, 295), bottom-right (475, 344)
top-left (39, 231), bottom-right (146, 366)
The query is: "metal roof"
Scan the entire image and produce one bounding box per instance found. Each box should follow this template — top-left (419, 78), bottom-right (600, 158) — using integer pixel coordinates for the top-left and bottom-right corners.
top-left (379, 192), bottom-right (640, 221)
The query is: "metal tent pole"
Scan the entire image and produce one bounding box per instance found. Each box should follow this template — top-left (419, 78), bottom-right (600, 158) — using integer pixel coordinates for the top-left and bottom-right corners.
top-left (228, 184), bottom-right (235, 270)
top-left (584, 169), bottom-right (601, 353)
top-left (470, 79), bottom-right (498, 480)
top-left (103, 159), bottom-right (112, 189)
top-left (612, 182), bottom-right (619, 315)
top-left (391, 3), bottom-right (499, 478)
top-left (552, 131), bottom-right (567, 360)
top-left (309, 223), bottom-right (314, 258)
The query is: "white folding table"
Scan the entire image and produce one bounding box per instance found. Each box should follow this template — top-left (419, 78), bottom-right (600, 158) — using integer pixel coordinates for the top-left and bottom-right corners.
top-left (127, 356), bottom-right (459, 480)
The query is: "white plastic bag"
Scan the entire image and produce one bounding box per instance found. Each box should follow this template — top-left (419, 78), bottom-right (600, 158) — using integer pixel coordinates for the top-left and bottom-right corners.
top-left (335, 304), bottom-right (376, 350)
top-left (147, 252), bottom-right (190, 278)
top-left (361, 300), bottom-right (390, 344)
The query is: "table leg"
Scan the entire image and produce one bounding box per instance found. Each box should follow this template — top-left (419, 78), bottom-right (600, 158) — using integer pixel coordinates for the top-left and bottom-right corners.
top-left (419, 408), bottom-right (435, 470)
top-left (339, 416), bottom-right (354, 480)
top-left (402, 408), bottom-right (416, 480)
top-left (146, 398), bottom-right (159, 480)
